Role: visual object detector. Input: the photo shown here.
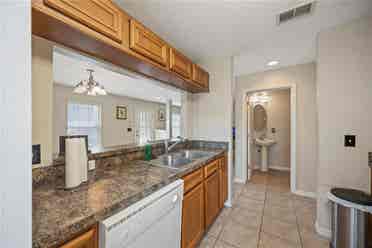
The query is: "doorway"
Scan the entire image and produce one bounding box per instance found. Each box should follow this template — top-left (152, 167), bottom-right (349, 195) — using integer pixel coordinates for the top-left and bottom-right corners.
top-left (242, 84), bottom-right (297, 193)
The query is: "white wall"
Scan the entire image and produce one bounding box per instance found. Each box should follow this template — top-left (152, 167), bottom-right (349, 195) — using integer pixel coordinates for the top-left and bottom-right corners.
top-left (54, 84), bottom-right (166, 153)
top-left (0, 1), bottom-right (32, 247)
top-left (190, 58), bottom-right (234, 142)
top-left (235, 63), bottom-right (318, 193)
top-left (32, 36), bottom-right (54, 167)
top-left (316, 16), bottom-right (372, 233)
top-left (188, 57), bottom-right (234, 206)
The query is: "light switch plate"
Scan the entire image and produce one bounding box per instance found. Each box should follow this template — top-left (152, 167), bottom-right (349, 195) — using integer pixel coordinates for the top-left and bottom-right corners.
top-left (344, 135), bottom-right (356, 147)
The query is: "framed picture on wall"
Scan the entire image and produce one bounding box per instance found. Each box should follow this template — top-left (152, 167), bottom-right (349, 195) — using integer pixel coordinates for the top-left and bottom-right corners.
top-left (116, 106), bottom-right (127, 120)
top-left (158, 109), bottom-right (166, 121)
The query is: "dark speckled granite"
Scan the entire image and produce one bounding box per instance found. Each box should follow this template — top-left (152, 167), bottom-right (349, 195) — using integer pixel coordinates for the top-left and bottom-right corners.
top-left (32, 145), bottom-right (226, 248)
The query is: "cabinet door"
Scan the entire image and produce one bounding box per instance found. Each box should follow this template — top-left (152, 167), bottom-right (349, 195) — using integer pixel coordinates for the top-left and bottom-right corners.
top-left (204, 171), bottom-right (220, 228)
top-left (44, 0), bottom-right (123, 42)
top-left (60, 226), bottom-right (97, 248)
top-left (192, 64), bottom-right (209, 88)
top-left (170, 48), bottom-right (192, 79)
top-left (219, 156), bottom-right (228, 208)
top-left (130, 19), bottom-right (168, 66)
top-left (182, 183), bottom-right (205, 248)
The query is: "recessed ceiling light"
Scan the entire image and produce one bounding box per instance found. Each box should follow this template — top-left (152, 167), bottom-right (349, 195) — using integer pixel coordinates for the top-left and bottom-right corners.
top-left (267, 61), bottom-right (279, 66)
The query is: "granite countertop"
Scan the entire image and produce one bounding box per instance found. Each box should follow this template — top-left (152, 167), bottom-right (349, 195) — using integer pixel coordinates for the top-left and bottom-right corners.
top-left (33, 148), bottom-right (226, 248)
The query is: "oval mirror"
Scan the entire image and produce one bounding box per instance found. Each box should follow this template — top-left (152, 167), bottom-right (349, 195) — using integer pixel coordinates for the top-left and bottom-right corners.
top-left (253, 104), bottom-right (267, 131)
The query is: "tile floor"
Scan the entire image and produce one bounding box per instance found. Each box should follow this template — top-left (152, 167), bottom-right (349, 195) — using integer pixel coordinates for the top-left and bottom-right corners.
top-left (198, 170), bottom-right (330, 248)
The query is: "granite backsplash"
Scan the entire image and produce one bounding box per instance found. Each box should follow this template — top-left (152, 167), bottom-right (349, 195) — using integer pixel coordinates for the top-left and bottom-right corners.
top-left (32, 140), bottom-right (228, 188)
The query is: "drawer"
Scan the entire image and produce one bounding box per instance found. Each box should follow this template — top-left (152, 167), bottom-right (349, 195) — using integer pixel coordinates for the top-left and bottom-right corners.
top-left (183, 168), bottom-right (203, 194)
top-left (130, 19), bottom-right (168, 66)
top-left (60, 225), bottom-right (97, 248)
top-left (204, 160), bottom-right (219, 178)
top-left (44, 0), bottom-right (123, 43)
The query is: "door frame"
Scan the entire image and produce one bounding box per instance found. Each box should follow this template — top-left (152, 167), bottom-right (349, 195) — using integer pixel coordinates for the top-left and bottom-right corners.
top-left (241, 84), bottom-right (297, 193)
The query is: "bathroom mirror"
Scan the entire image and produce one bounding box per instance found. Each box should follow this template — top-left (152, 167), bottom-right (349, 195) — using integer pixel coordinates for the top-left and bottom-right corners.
top-left (253, 104), bottom-right (267, 131)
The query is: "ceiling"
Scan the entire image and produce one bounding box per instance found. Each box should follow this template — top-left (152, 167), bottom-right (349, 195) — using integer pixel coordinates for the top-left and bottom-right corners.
top-left (114, 0), bottom-right (372, 75)
top-left (53, 47), bottom-right (183, 106)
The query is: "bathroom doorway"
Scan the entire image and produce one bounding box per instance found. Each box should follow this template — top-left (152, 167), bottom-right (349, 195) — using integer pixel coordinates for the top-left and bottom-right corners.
top-left (247, 89), bottom-right (291, 186)
top-left (241, 84), bottom-right (297, 193)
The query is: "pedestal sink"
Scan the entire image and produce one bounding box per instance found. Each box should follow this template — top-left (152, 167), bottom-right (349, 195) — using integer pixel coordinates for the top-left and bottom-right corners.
top-left (255, 138), bottom-right (276, 172)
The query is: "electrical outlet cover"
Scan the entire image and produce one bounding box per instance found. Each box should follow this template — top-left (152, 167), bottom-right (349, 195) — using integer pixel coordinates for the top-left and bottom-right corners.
top-left (88, 160), bottom-right (96, 170)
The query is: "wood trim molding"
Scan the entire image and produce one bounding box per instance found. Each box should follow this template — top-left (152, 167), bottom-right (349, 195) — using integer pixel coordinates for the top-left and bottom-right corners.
top-left (32, 1), bottom-right (209, 93)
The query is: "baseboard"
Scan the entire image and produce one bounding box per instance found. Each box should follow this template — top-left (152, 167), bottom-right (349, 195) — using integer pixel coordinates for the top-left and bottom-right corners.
top-left (233, 177), bottom-right (246, 184)
top-left (251, 164), bottom-right (290, 171)
top-left (315, 221), bottom-right (332, 239)
top-left (224, 200), bottom-right (232, 208)
top-left (293, 190), bottom-right (317, 199)
top-left (269, 165), bottom-right (290, 171)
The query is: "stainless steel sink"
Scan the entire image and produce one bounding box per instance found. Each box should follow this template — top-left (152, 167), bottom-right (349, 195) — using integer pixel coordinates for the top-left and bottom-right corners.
top-left (149, 155), bottom-right (192, 168)
top-left (147, 150), bottom-right (216, 169)
top-left (180, 150), bottom-right (214, 160)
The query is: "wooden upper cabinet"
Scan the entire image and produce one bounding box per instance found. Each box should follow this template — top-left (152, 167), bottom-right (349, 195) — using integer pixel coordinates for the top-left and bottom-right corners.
top-left (129, 19), bottom-right (168, 67)
top-left (192, 64), bottom-right (209, 89)
top-left (60, 226), bottom-right (97, 248)
top-left (44, 0), bottom-right (123, 43)
top-left (170, 48), bottom-right (192, 79)
top-left (182, 183), bottom-right (205, 248)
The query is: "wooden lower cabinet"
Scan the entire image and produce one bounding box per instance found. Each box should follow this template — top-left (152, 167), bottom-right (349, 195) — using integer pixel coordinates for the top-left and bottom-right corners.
top-left (182, 183), bottom-right (205, 248)
top-left (60, 226), bottom-right (97, 248)
top-left (219, 156), bottom-right (228, 208)
top-left (204, 171), bottom-right (220, 228)
top-left (181, 156), bottom-right (228, 248)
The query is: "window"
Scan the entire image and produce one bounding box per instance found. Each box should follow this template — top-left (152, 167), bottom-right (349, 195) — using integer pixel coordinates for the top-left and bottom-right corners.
top-left (67, 102), bottom-right (101, 148)
top-left (136, 110), bottom-right (155, 144)
top-left (172, 106), bottom-right (181, 138)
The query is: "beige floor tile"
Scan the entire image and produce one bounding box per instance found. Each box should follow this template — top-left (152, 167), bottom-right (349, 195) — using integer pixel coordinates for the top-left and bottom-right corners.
top-left (259, 232), bottom-right (301, 248)
top-left (198, 235), bottom-right (217, 248)
top-left (214, 239), bottom-right (238, 248)
top-left (219, 220), bottom-right (259, 248)
top-left (235, 195), bottom-right (265, 211)
top-left (230, 205), bottom-right (263, 229)
top-left (219, 207), bottom-right (232, 221)
top-left (244, 182), bottom-right (267, 191)
top-left (206, 215), bottom-right (225, 238)
top-left (301, 227), bottom-right (330, 248)
top-left (265, 196), bottom-right (294, 209)
top-left (240, 188), bottom-right (266, 202)
top-left (262, 217), bottom-right (301, 244)
top-left (263, 205), bottom-right (297, 224)
top-left (296, 211), bottom-right (316, 231)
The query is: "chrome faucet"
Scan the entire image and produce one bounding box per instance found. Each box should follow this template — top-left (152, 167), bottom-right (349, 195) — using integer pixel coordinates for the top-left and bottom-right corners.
top-left (164, 136), bottom-right (186, 154)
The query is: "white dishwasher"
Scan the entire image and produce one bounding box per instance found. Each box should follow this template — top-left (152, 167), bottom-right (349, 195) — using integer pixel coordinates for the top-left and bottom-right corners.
top-left (99, 179), bottom-right (184, 248)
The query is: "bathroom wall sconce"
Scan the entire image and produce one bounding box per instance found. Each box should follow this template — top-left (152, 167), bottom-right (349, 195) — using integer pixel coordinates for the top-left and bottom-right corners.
top-left (248, 92), bottom-right (271, 104)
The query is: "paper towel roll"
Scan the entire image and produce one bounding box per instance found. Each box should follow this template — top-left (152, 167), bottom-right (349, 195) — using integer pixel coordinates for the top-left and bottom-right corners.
top-left (65, 138), bottom-right (84, 189)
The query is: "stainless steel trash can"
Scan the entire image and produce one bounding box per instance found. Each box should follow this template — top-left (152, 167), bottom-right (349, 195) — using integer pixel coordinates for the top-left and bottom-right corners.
top-left (329, 188), bottom-right (372, 248)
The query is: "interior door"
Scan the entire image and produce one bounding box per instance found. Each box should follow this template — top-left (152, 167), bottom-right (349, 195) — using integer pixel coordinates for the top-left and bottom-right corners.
top-left (247, 103), bottom-right (254, 181)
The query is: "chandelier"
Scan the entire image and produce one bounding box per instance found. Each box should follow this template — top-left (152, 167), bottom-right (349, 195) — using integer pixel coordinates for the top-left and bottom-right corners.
top-left (73, 69), bottom-right (107, 96)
